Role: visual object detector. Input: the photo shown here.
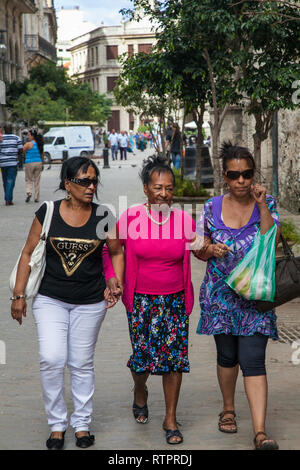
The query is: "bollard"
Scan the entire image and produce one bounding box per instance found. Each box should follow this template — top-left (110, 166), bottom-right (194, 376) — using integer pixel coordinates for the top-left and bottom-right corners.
top-left (103, 147), bottom-right (110, 169)
top-left (62, 150), bottom-right (68, 162)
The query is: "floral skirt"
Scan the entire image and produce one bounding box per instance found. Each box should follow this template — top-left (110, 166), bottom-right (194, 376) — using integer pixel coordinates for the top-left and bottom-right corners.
top-left (127, 291), bottom-right (190, 375)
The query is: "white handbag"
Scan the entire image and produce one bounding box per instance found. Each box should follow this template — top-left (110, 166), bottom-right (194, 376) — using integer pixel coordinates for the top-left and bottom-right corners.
top-left (9, 201), bottom-right (54, 299)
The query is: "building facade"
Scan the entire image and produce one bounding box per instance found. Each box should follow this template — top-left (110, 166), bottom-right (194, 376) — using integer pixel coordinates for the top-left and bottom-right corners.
top-left (69, 15), bottom-right (155, 132)
top-left (0, 0), bottom-right (37, 125)
top-left (23, 0), bottom-right (57, 71)
top-left (56, 6), bottom-right (96, 72)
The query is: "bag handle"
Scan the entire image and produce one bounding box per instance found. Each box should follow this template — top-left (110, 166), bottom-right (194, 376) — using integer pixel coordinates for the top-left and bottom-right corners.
top-left (40, 201), bottom-right (54, 240)
top-left (280, 234), bottom-right (294, 258)
top-left (280, 233), bottom-right (300, 283)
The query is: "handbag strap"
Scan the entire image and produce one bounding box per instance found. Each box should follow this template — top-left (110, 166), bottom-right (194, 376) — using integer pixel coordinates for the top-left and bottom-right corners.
top-left (280, 234), bottom-right (294, 258)
top-left (40, 201), bottom-right (54, 239)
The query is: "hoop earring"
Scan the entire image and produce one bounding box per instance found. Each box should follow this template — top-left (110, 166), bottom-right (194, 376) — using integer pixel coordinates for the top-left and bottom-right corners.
top-left (65, 192), bottom-right (71, 201)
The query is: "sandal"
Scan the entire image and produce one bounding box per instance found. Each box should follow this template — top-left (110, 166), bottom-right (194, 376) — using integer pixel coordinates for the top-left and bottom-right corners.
top-left (218, 410), bottom-right (237, 434)
top-left (132, 386), bottom-right (148, 424)
top-left (163, 422), bottom-right (183, 445)
top-left (75, 431), bottom-right (95, 448)
top-left (164, 429), bottom-right (183, 445)
top-left (46, 431), bottom-right (66, 450)
top-left (254, 431), bottom-right (279, 450)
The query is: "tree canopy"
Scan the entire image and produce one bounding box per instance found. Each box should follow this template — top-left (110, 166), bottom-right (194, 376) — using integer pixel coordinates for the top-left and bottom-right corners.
top-left (7, 62), bottom-right (113, 126)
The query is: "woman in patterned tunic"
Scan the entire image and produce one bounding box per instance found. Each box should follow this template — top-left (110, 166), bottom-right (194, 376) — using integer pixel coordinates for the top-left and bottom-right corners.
top-left (194, 141), bottom-right (281, 450)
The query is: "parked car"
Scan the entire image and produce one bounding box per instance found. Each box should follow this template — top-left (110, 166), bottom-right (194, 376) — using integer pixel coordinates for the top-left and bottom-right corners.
top-left (43, 126), bottom-right (94, 164)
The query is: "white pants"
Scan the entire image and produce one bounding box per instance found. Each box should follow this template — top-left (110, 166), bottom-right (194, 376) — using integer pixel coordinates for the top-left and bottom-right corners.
top-left (32, 294), bottom-right (106, 433)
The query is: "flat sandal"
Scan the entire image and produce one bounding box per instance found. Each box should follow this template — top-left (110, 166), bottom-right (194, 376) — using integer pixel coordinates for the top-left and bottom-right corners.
top-left (254, 431), bottom-right (279, 450)
top-left (132, 386), bottom-right (148, 424)
top-left (218, 410), bottom-right (237, 434)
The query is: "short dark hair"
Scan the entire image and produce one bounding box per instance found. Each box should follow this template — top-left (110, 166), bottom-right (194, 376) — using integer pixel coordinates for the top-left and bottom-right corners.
top-left (4, 124), bottom-right (13, 134)
top-left (139, 154), bottom-right (175, 186)
top-left (220, 140), bottom-right (256, 171)
top-left (58, 157), bottom-right (100, 197)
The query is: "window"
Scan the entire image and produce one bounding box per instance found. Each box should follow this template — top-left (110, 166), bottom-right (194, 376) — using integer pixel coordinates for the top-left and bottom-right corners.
top-left (138, 43), bottom-right (152, 54)
top-left (128, 44), bottom-right (134, 57)
top-left (108, 110), bottom-right (120, 132)
top-left (54, 137), bottom-right (65, 145)
top-left (107, 76), bottom-right (118, 92)
top-left (106, 45), bottom-right (118, 60)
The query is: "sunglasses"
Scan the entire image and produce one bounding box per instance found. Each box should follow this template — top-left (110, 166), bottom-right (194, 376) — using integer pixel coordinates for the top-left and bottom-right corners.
top-left (69, 177), bottom-right (98, 187)
top-left (225, 169), bottom-right (254, 180)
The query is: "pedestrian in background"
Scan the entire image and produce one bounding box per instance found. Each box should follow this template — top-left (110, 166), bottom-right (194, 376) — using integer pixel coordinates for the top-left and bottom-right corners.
top-left (193, 141), bottom-right (281, 450)
top-left (108, 129), bottom-right (119, 160)
top-left (103, 155), bottom-right (199, 445)
top-left (119, 130), bottom-right (129, 160)
top-left (23, 129), bottom-right (44, 203)
top-left (0, 123), bottom-right (23, 206)
top-left (11, 157), bottom-right (124, 450)
top-left (165, 123), bottom-right (186, 170)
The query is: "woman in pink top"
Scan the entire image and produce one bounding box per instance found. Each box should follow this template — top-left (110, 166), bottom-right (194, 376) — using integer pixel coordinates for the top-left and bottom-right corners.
top-left (103, 155), bottom-right (199, 445)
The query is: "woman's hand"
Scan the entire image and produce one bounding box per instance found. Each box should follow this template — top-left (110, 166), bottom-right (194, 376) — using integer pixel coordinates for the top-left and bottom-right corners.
top-left (105, 277), bottom-right (123, 309)
top-left (212, 243), bottom-right (231, 258)
top-left (251, 184), bottom-right (267, 206)
top-left (11, 298), bottom-right (27, 325)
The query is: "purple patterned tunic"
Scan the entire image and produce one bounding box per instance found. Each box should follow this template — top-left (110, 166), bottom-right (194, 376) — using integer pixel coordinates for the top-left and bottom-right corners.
top-left (196, 195), bottom-right (280, 340)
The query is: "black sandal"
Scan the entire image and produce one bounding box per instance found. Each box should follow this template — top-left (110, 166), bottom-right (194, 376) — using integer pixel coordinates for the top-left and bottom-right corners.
top-left (46, 431), bottom-right (66, 450)
top-left (163, 422), bottom-right (183, 445)
top-left (75, 432), bottom-right (95, 448)
top-left (132, 386), bottom-right (148, 424)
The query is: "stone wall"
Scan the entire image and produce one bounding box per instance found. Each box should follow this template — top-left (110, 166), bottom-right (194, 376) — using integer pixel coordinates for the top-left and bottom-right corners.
top-left (216, 106), bottom-right (300, 213)
top-left (277, 109), bottom-right (300, 214)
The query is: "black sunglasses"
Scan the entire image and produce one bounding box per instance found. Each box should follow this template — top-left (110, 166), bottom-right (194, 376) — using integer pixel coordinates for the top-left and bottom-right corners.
top-left (225, 169), bottom-right (254, 180)
top-left (69, 177), bottom-right (98, 187)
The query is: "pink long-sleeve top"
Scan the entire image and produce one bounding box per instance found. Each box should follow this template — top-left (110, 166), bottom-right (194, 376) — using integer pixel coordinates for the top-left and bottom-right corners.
top-left (102, 204), bottom-right (196, 315)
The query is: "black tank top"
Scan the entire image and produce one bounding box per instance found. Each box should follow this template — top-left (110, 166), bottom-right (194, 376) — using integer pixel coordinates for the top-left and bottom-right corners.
top-left (35, 200), bottom-right (113, 304)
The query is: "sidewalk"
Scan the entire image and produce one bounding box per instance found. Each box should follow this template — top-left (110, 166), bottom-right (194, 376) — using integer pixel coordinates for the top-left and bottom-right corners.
top-left (0, 151), bottom-right (299, 450)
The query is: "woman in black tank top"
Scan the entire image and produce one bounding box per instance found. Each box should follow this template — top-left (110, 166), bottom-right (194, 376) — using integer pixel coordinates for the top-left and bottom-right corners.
top-left (11, 157), bottom-right (124, 449)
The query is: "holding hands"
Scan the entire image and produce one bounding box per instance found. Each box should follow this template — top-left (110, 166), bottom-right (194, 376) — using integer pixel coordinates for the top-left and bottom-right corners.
top-left (105, 277), bottom-right (123, 309)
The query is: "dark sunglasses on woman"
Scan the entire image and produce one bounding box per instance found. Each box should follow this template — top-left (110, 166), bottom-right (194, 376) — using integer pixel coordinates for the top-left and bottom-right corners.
top-left (69, 178), bottom-right (98, 187)
top-left (225, 169), bottom-right (254, 180)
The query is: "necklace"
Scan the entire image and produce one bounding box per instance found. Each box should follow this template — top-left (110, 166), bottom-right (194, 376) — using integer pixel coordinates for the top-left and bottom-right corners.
top-left (145, 204), bottom-right (171, 225)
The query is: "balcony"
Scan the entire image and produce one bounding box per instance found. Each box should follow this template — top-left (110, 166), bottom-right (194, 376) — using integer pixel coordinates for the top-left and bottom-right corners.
top-left (15, 0), bottom-right (37, 13)
top-left (25, 34), bottom-right (57, 62)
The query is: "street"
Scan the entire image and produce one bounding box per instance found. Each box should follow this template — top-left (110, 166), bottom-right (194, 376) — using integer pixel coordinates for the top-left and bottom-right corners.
top-left (0, 147), bottom-right (299, 450)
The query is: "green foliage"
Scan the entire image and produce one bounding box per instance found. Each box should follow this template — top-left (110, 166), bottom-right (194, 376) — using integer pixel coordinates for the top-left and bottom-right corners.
top-left (10, 83), bottom-right (67, 126)
top-left (281, 220), bottom-right (300, 244)
top-left (173, 170), bottom-right (210, 197)
top-left (7, 62), bottom-right (112, 126)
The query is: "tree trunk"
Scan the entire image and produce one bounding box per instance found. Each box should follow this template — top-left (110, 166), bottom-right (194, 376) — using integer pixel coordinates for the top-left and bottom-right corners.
top-left (211, 125), bottom-right (222, 195)
top-left (253, 132), bottom-right (262, 171)
top-left (193, 108), bottom-right (205, 190)
top-left (180, 111), bottom-right (187, 181)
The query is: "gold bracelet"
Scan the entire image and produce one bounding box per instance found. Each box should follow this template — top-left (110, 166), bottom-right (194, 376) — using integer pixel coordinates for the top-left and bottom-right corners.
top-left (10, 294), bottom-right (27, 301)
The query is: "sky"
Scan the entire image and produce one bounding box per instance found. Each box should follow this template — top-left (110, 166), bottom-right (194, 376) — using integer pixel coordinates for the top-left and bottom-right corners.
top-left (54, 0), bottom-right (134, 28)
